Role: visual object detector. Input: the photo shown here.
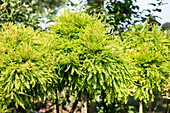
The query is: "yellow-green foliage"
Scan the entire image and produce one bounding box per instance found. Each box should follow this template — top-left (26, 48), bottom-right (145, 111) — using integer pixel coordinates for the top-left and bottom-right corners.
top-left (48, 11), bottom-right (131, 103)
top-left (0, 23), bottom-right (52, 111)
top-left (48, 10), bottom-right (98, 39)
top-left (122, 24), bottom-right (170, 103)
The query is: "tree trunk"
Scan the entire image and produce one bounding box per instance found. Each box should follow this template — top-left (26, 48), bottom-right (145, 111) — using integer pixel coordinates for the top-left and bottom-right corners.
top-left (13, 106), bottom-right (18, 113)
top-left (45, 98), bottom-right (48, 112)
top-left (81, 89), bottom-right (87, 113)
top-left (70, 91), bottom-right (81, 113)
top-left (56, 89), bottom-right (59, 113)
top-left (139, 100), bottom-right (143, 113)
top-left (165, 98), bottom-right (169, 113)
top-left (148, 96), bottom-right (152, 113)
top-left (101, 90), bottom-right (107, 112)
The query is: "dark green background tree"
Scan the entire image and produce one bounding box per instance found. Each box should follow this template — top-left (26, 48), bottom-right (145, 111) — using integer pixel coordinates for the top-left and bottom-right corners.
top-left (24, 0), bottom-right (66, 13)
top-left (72, 0), bottom-right (167, 33)
top-left (0, 0), bottom-right (53, 29)
top-left (162, 22), bottom-right (170, 31)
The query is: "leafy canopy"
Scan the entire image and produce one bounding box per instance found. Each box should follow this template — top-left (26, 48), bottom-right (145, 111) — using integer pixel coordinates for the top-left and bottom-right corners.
top-left (122, 24), bottom-right (170, 103)
top-left (48, 11), bottom-right (132, 103)
top-left (0, 23), bottom-right (53, 111)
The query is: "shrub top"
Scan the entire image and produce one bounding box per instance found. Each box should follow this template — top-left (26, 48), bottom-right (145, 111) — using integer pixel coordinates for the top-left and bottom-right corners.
top-left (48, 10), bottom-right (103, 39)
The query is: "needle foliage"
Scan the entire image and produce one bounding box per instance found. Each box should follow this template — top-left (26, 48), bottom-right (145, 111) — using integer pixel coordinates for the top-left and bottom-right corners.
top-left (122, 24), bottom-right (170, 103)
top-left (48, 11), bottom-right (132, 104)
top-left (0, 23), bottom-right (53, 111)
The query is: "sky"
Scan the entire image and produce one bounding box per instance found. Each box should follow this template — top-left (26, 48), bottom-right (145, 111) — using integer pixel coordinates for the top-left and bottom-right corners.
top-left (135, 0), bottom-right (170, 24)
top-left (70, 0), bottom-right (170, 24)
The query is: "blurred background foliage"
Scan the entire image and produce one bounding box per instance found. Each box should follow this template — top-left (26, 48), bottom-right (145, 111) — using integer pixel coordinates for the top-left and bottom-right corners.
top-left (0, 0), bottom-right (168, 31)
top-left (0, 0), bottom-right (54, 29)
top-left (71, 0), bottom-right (167, 33)
top-left (23, 0), bottom-right (66, 13)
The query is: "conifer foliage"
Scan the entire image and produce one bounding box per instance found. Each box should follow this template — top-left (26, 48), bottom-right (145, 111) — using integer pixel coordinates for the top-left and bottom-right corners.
top-left (123, 24), bottom-right (169, 102)
top-left (0, 10), bottom-right (169, 113)
top-left (122, 24), bottom-right (169, 112)
top-left (48, 11), bottom-right (132, 111)
top-left (0, 23), bottom-right (52, 111)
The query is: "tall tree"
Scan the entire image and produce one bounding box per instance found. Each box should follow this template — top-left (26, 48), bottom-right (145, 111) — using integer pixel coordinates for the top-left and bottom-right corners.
top-left (75, 0), bottom-right (167, 33)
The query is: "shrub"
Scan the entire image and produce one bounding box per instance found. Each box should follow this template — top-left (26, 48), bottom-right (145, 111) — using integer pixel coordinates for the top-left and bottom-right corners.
top-left (48, 11), bottom-right (132, 112)
top-left (0, 23), bottom-right (53, 111)
top-left (122, 24), bottom-right (169, 104)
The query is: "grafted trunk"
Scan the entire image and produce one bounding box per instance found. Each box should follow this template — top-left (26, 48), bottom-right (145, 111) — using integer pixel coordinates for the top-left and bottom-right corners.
top-left (13, 106), bottom-right (18, 113)
top-left (148, 96), bottom-right (152, 113)
top-left (139, 100), bottom-right (143, 113)
top-left (165, 98), bottom-right (169, 113)
top-left (101, 90), bottom-right (107, 112)
top-left (70, 91), bottom-right (81, 113)
top-left (55, 89), bottom-right (59, 113)
top-left (81, 89), bottom-right (87, 113)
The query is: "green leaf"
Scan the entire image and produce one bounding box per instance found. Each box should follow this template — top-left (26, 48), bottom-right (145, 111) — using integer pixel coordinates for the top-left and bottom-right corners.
top-left (87, 73), bottom-right (92, 81)
top-left (148, 3), bottom-right (156, 6)
top-left (153, 8), bottom-right (162, 12)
